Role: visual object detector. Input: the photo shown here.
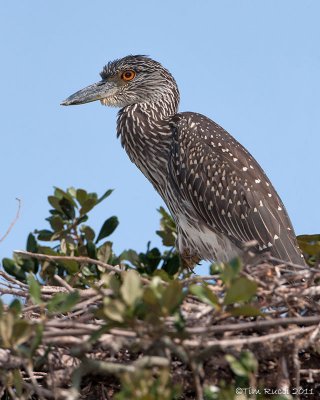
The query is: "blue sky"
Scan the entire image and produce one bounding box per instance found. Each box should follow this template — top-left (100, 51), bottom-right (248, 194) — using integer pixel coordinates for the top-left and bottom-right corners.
top-left (1, 1), bottom-right (319, 273)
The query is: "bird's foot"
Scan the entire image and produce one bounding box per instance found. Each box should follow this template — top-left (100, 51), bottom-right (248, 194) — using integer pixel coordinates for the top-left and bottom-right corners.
top-left (180, 250), bottom-right (201, 273)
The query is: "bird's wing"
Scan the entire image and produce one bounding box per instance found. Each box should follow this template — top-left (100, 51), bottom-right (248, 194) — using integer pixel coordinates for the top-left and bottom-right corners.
top-left (168, 112), bottom-right (303, 264)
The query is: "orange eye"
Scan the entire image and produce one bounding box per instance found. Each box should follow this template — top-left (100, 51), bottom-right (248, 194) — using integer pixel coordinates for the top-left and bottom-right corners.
top-left (121, 70), bottom-right (136, 81)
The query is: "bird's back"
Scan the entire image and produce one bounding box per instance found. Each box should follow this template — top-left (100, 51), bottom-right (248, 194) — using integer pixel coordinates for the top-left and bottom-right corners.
top-left (168, 112), bottom-right (304, 265)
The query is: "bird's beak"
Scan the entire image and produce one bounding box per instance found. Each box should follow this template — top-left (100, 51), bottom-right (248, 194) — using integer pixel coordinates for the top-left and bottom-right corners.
top-left (61, 80), bottom-right (117, 106)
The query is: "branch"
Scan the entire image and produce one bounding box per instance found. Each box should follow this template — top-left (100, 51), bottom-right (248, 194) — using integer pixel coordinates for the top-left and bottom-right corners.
top-left (0, 198), bottom-right (21, 243)
top-left (14, 250), bottom-right (122, 274)
top-left (186, 315), bottom-right (320, 335)
top-left (192, 326), bottom-right (314, 361)
top-left (14, 250), bottom-right (151, 284)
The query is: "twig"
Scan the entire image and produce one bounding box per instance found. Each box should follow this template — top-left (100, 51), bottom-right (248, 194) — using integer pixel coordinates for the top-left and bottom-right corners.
top-left (190, 360), bottom-right (203, 400)
top-left (181, 274), bottom-right (219, 286)
top-left (43, 328), bottom-right (98, 338)
top-left (24, 364), bottom-right (46, 400)
top-left (193, 326), bottom-right (314, 361)
top-left (292, 341), bottom-right (301, 390)
top-left (14, 250), bottom-right (151, 284)
top-left (277, 356), bottom-right (290, 396)
top-left (0, 270), bottom-right (29, 288)
top-left (0, 287), bottom-right (29, 298)
top-left (15, 250), bottom-right (123, 274)
top-left (0, 198), bottom-right (21, 243)
top-left (54, 274), bottom-right (74, 292)
top-left (71, 355), bottom-right (170, 394)
top-left (186, 315), bottom-right (320, 334)
top-left (269, 256), bottom-right (319, 273)
top-left (22, 382), bottom-right (55, 399)
top-left (134, 356), bottom-right (169, 369)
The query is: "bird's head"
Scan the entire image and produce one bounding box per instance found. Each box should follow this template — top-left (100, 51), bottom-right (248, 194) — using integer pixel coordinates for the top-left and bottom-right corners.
top-left (61, 55), bottom-right (179, 109)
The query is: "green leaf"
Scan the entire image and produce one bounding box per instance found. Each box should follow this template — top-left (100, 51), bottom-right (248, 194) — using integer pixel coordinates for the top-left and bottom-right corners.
top-left (97, 189), bottom-right (113, 204)
top-left (2, 257), bottom-right (16, 273)
top-left (297, 234), bottom-right (320, 257)
top-left (9, 299), bottom-right (22, 315)
top-left (59, 197), bottom-right (75, 219)
top-left (189, 284), bottom-right (220, 308)
top-left (120, 270), bottom-right (142, 306)
top-left (76, 215), bottom-right (89, 225)
top-left (152, 269), bottom-right (171, 282)
top-left (143, 287), bottom-right (159, 308)
top-left (27, 274), bottom-right (42, 305)
top-left (226, 351), bottom-right (258, 379)
top-left (26, 233), bottom-right (38, 253)
top-left (12, 320), bottom-right (33, 346)
top-left (97, 241), bottom-right (113, 263)
top-left (119, 249), bottom-right (140, 266)
top-left (225, 354), bottom-right (248, 377)
top-left (47, 291), bottom-right (80, 314)
top-left (37, 246), bottom-right (58, 256)
top-left (21, 258), bottom-right (38, 274)
top-left (54, 187), bottom-right (77, 207)
top-left (2, 258), bottom-right (26, 281)
top-left (48, 215), bottom-right (64, 232)
top-left (60, 260), bottom-right (79, 274)
top-left (48, 196), bottom-right (62, 212)
top-left (76, 189), bottom-right (88, 206)
top-left (138, 246), bottom-right (161, 273)
top-left (30, 323), bottom-right (43, 355)
top-left (102, 273), bottom-right (121, 295)
top-left (67, 187), bottom-right (77, 198)
top-left (240, 350), bottom-right (258, 373)
top-left (156, 206), bottom-right (177, 247)
top-left (220, 258), bottom-right (243, 285)
top-left (96, 216), bottom-right (119, 243)
top-left (12, 369), bottom-right (23, 396)
top-left (230, 305), bottom-right (264, 317)
top-left (297, 234), bottom-right (320, 242)
top-left (0, 312), bottom-right (14, 347)
top-left (209, 262), bottom-right (220, 275)
top-left (80, 198), bottom-right (97, 216)
top-left (161, 281), bottom-right (184, 315)
top-left (162, 253), bottom-right (180, 275)
top-left (103, 299), bottom-right (125, 323)
top-left (81, 225), bottom-right (96, 242)
top-left (86, 241), bottom-right (97, 259)
top-left (224, 277), bottom-right (257, 305)
top-left (36, 229), bottom-right (54, 241)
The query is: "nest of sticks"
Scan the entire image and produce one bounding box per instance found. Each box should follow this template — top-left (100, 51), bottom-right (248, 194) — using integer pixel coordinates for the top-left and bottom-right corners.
top-left (0, 250), bottom-right (320, 400)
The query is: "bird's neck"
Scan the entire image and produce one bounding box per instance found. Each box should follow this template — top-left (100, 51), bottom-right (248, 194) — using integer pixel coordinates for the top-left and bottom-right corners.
top-left (117, 95), bottom-right (178, 195)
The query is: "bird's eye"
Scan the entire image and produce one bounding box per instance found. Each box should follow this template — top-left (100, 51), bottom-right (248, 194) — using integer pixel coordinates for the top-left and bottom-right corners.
top-left (121, 70), bottom-right (136, 81)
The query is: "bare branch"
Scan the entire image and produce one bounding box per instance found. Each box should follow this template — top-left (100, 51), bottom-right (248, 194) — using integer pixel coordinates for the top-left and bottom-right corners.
top-left (0, 198), bottom-right (21, 243)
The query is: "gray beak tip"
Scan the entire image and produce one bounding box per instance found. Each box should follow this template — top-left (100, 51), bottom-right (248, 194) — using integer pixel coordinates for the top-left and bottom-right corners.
top-left (61, 96), bottom-right (78, 106)
top-left (60, 81), bottom-right (114, 107)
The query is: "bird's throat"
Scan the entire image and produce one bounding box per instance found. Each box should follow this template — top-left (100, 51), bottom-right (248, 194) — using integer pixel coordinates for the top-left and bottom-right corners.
top-left (117, 101), bottom-right (174, 196)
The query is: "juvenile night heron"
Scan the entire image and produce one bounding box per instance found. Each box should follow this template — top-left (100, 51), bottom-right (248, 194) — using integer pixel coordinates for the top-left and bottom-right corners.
top-left (62, 55), bottom-right (304, 267)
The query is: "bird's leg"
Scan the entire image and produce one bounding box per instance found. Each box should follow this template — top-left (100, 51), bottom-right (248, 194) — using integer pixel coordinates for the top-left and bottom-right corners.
top-left (180, 249), bottom-right (201, 272)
